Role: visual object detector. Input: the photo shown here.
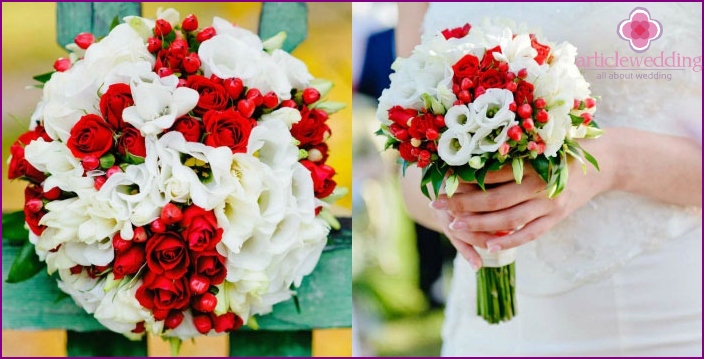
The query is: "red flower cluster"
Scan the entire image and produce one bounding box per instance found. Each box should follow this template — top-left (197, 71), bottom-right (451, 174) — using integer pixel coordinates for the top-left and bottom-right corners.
top-left (387, 106), bottom-right (444, 168)
top-left (441, 23), bottom-right (471, 40)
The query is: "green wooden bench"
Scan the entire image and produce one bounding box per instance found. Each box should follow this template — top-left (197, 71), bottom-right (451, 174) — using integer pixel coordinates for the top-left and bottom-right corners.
top-left (1, 2), bottom-right (351, 356)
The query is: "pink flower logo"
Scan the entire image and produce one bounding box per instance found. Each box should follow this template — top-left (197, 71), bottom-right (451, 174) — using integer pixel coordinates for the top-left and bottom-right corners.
top-left (617, 7), bottom-right (662, 53)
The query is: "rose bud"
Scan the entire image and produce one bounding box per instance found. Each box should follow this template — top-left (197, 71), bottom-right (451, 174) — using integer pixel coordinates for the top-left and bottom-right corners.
top-left (224, 78), bottom-right (244, 99)
top-left (534, 98), bottom-right (547, 109)
top-left (113, 244), bottom-right (146, 279)
top-left (536, 109), bottom-right (549, 123)
top-left (150, 218), bottom-right (167, 233)
top-left (585, 98), bottom-right (596, 109)
top-left (194, 293), bottom-right (217, 313)
top-left (169, 39), bottom-right (188, 57)
top-left (573, 99), bottom-right (581, 110)
top-left (132, 226), bottom-right (148, 243)
top-left (161, 203), bottom-right (183, 225)
top-left (53, 58), bottom-right (71, 72)
top-left (262, 91), bottom-right (279, 109)
top-left (212, 312), bottom-right (240, 333)
top-left (82, 155), bottom-right (100, 171)
top-left (164, 311), bottom-right (185, 330)
top-left (580, 112), bottom-right (593, 125)
top-left (182, 14), bottom-right (199, 32)
top-left (302, 88), bottom-right (320, 105)
top-left (74, 32), bottom-right (95, 50)
top-left (517, 104), bottom-right (532, 119)
top-left (43, 187), bottom-right (61, 201)
top-left (25, 198), bottom-right (43, 213)
top-left (147, 37), bottom-right (162, 53)
top-left (499, 142), bottom-right (511, 156)
top-left (245, 88), bottom-right (263, 106)
top-left (189, 274), bottom-right (211, 295)
top-left (196, 26), bottom-right (216, 43)
top-left (522, 118), bottom-right (535, 132)
top-left (154, 19), bottom-right (173, 36)
top-left (193, 314), bottom-right (213, 334)
top-left (507, 125), bottom-right (523, 142)
top-left (94, 176), bottom-right (107, 190)
top-left (112, 233), bottom-right (133, 252)
top-left (517, 68), bottom-right (528, 79)
top-left (280, 99), bottom-right (297, 108)
top-left (237, 99), bottom-right (255, 118)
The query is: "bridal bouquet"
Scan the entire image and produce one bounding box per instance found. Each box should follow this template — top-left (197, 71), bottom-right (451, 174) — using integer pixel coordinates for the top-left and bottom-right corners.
top-left (6, 8), bottom-right (344, 344)
top-left (377, 21), bottom-right (602, 323)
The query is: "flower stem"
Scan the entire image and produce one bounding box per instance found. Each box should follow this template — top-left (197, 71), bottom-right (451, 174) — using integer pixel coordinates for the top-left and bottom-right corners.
top-left (475, 262), bottom-right (516, 324)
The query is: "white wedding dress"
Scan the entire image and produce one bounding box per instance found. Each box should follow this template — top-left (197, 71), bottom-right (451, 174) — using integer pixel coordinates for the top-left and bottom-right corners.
top-left (422, 2), bottom-right (703, 356)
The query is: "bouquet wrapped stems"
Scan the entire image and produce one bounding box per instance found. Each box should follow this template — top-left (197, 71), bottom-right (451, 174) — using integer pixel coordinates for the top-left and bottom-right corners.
top-left (475, 246), bottom-right (517, 324)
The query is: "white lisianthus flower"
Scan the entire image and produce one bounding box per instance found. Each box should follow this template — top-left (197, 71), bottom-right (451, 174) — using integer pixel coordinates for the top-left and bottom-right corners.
top-left (247, 117), bottom-right (300, 171)
top-left (63, 240), bottom-right (114, 267)
top-left (436, 76), bottom-right (457, 110)
top-left (83, 24), bottom-right (155, 76)
top-left (260, 107), bottom-right (302, 129)
top-left (122, 74), bottom-right (199, 136)
top-left (537, 111), bottom-right (570, 157)
top-left (94, 281), bottom-right (154, 337)
top-left (495, 32), bottom-right (538, 64)
top-left (271, 49), bottom-right (313, 91)
top-left (211, 17), bottom-right (264, 51)
top-left (57, 269), bottom-right (106, 314)
top-left (37, 197), bottom-right (90, 252)
top-left (444, 105), bottom-right (479, 132)
top-left (24, 139), bottom-right (92, 193)
top-left (437, 127), bottom-right (477, 166)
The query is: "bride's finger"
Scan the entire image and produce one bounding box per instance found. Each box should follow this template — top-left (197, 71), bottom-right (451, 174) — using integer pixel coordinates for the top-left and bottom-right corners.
top-left (484, 214), bottom-right (556, 250)
top-left (446, 175), bottom-right (544, 213)
top-left (447, 236), bottom-right (483, 271)
top-left (449, 198), bottom-right (550, 232)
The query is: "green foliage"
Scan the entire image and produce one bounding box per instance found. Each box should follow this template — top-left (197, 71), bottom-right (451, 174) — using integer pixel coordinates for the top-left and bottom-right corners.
top-left (6, 241), bottom-right (45, 283)
top-left (2, 211), bottom-right (29, 242)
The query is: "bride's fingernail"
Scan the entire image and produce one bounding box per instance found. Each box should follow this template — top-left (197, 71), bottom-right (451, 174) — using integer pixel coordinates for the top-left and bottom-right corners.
top-left (449, 220), bottom-right (467, 231)
top-left (488, 244), bottom-right (502, 253)
top-left (470, 261), bottom-right (480, 272)
top-left (429, 198), bottom-right (447, 210)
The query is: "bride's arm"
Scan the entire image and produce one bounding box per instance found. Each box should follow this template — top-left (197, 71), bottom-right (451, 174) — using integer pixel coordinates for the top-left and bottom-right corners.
top-left (396, 2), bottom-right (428, 57)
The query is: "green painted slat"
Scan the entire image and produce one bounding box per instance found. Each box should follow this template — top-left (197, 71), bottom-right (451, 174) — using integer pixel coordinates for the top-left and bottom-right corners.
top-left (56, 2), bottom-right (141, 47)
top-left (67, 330), bottom-right (147, 356)
top-left (230, 330), bottom-right (312, 357)
top-left (258, 2), bottom-right (308, 53)
top-left (1, 218), bottom-right (351, 331)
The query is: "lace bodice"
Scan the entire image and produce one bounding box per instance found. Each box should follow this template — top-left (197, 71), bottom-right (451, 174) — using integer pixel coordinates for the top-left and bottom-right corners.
top-left (424, 2), bottom-right (702, 294)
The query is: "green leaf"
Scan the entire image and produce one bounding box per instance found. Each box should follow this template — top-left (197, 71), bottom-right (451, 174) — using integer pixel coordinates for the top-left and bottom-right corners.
top-left (454, 165), bottom-right (476, 182)
top-left (2, 211), bottom-right (29, 242)
top-left (511, 157), bottom-right (524, 185)
top-left (581, 147), bottom-right (600, 171)
top-left (6, 241), bottom-right (45, 283)
top-left (429, 164), bottom-right (446, 198)
top-left (570, 114), bottom-right (584, 126)
top-left (445, 174), bottom-right (460, 197)
top-left (109, 15), bottom-right (120, 31)
top-left (54, 291), bottom-right (71, 304)
top-left (383, 137), bottom-right (397, 151)
top-left (374, 128), bottom-right (384, 136)
top-left (475, 167), bottom-right (488, 191)
top-left (124, 152), bottom-right (145, 165)
top-left (32, 71), bottom-right (55, 84)
top-left (530, 156), bottom-right (551, 183)
top-left (401, 160), bottom-right (411, 177)
top-left (292, 293), bottom-right (301, 314)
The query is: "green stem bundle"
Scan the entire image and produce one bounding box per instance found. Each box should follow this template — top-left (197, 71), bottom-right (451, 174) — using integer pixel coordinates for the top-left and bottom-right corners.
top-left (476, 262), bottom-right (516, 324)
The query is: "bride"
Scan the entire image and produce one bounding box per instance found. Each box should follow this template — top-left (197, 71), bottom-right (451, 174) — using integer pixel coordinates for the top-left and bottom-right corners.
top-left (394, 2), bottom-right (702, 356)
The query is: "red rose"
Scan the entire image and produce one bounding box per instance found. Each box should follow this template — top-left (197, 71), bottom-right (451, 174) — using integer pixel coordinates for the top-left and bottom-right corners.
top-left (304, 142), bottom-right (329, 164)
top-left (181, 205), bottom-right (223, 252)
top-left (8, 127), bottom-right (51, 183)
top-left (301, 160), bottom-right (336, 199)
top-left (154, 49), bottom-right (182, 72)
top-left (514, 80), bottom-right (535, 105)
top-left (117, 125), bottom-right (146, 158)
top-left (388, 106), bottom-right (416, 127)
top-left (530, 35), bottom-right (551, 65)
top-left (145, 231), bottom-right (189, 279)
top-left (191, 250), bottom-right (227, 285)
top-left (99, 83), bottom-right (133, 130)
top-left (452, 54), bottom-right (480, 81)
top-left (169, 116), bottom-right (203, 142)
top-left (187, 75), bottom-right (229, 116)
top-left (441, 23), bottom-right (471, 40)
top-left (408, 113), bottom-right (437, 139)
top-left (398, 141), bottom-right (415, 162)
top-left (478, 69), bottom-right (506, 90)
top-left (24, 184), bottom-right (46, 235)
top-left (202, 109), bottom-right (255, 153)
top-left (113, 244), bottom-right (146, 280)
top-left (480, 45), bottom-right (502, 69)
top-left (135, 271), bottom-right (190, 320)
top-left (291, 108), bottom-right (330, 147)
top-left (67, 114), bottom-right (114, 159)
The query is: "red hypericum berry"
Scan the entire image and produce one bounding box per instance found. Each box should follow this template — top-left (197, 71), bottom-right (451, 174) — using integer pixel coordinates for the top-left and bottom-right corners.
top-left (150, 218), bottom-right (167, 233)
top-left (460, 78), bottom-right (473, 91)
top-left (246, 88), bottom-right (263, 106)
top-left (94, 176), bottom-right (107, 190)
top-left (573, 99), bottom-right (581, 109)
top-left (527, 141), bottom-right (540, 152)
top-left (517, 68), bottom-right (528, 79)
top-left (182, 14), bottom-right (199, 32)
top-left (152, 308), bottom-right (170, 321)
top-left (498, 62), bottom-right (509, 73)
top-left (223, 78), bottom-right (244, 99)
top-left (433, 115), bottom-right (445, 128)
top-left (212, 312), bottom-right (238, 333)
top-left (25, 198), bottom-right (43, 213)
top-left (474, 86), bottom-right (486, 97)
top-left (160, 203), bottom-right (183, 225)
top-left (106, 166), bottom-right (122, 178)
top-left (417, 158), bottom-right (431, 168)
top-left (262, 91), bottom-right (279, 109)
top-left (536, 109), bottom-right (549, 123)
top-left (580, 112), bottom-right (593, 125)
top-left (132, 322), bottom-right (146, 334)
top-left (534, 98), bottom-right (546, 109)
top-left (54, 58), bottom-right (71, 72)
top-left (453, 100), bottom-right (463, 106)
top-left (112, 234), bottom-right (133, 252)
top-left (507, 125), bottom-right (523, 142)
top-left (194, 293), bottom-right (218, 313)
top-left (74, 32), bottom-right (95, 50)
top-left (132, 226), bottom-right (148, 243)
top-left (426, 128), bottom-right (439, 141)
top-left (508, 101), bottom-right (517, 112)
top-left (517, 103), bottom-right (532, 119)
top-left (499, 142), bottom-right (511, 156)
top-left (44, 187), bottom-right (62, 200)
top-left (182, 53), bottom-right (201, 74)
top-left (189, 274), bottom-right (211, 295)
top-left (506, 72), bottom-right (516, 82)
top-left (164, 311), bottom-right (185, 330)
top-left (585, 97), bottom-right (596, 108)
top-left (505, 81), bottom-right (517, 92)
top-left (157, 67), bottom-right (173, 78)
top-left (70, 265), bottom-right (83, 275)
top-left (154, 19), bottom-right (173, 37)
top-left (418, 150), bottom-right (431, 161)
top-left (522, 118), bottom-right (535, 132)
top-left (169, 39), bottom-right (188, 57)
top-left (147, 37), bottom-right (162, 53)
top-left (82, 155), bottom-right (100, 171)
top-left (196, 27), bottom-right (216, 42)
top-left (193, 315), bottom-right (213, 334)
top-left (452, 83), bottom-right (460, 94)
top-left (237, 99), bottom-right (255, 118)
top-left (395, 129), bottom-right (409, 141)
top-left (458, 90), bottom-right (471, 103)
top-left (177, 78), bottom-right (188, 87)
top-left (280, 99), bottom-right (297, 108)
top-left (302, 88), bottom-right (320, 105)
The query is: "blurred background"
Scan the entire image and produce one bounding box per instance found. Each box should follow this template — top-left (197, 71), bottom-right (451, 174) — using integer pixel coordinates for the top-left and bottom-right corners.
top-left (351, 3), bottom-right (457, 356)
top-left (1, 2), bottom-right (351, 357)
